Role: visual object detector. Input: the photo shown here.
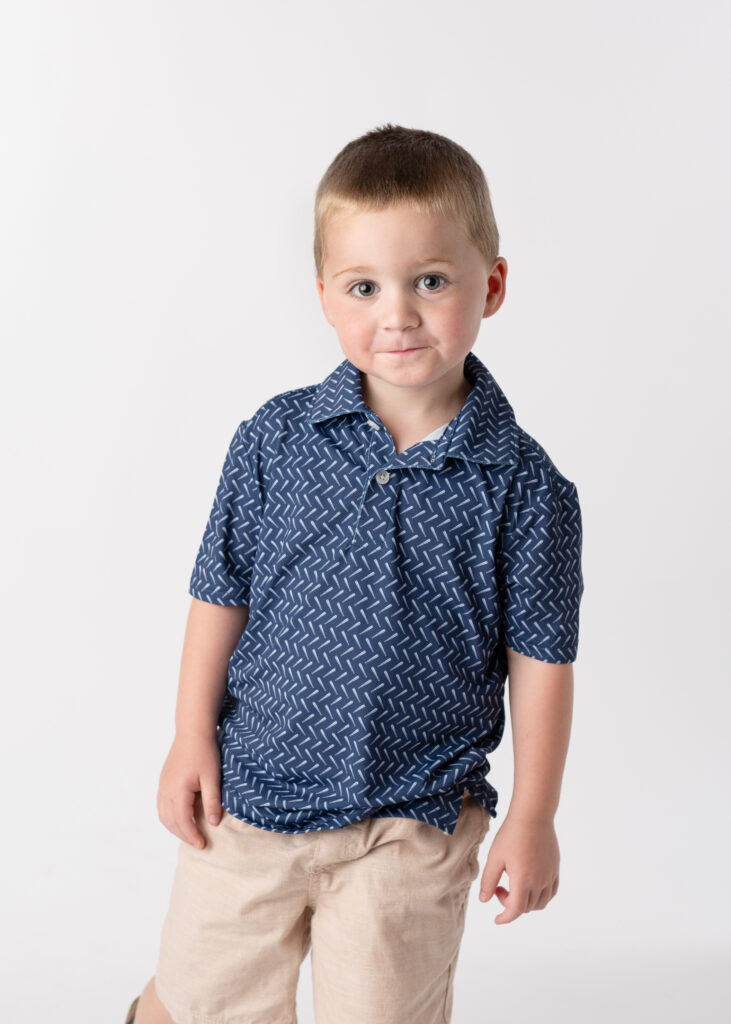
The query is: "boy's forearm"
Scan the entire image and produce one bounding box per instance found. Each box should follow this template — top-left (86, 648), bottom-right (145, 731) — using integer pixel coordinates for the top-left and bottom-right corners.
top-left (504, 646), bottom-right (574, 823)
top-left (174, 597), bottom-right (250, 739)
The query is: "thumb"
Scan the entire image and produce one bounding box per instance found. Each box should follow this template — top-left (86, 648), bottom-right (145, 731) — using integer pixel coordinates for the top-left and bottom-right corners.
top-left (201, 775), bottom-right (223, 825)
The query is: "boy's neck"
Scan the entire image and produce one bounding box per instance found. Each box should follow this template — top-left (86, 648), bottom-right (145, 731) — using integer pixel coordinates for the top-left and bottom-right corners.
top-left (360, 365), bottom-right (473, 454)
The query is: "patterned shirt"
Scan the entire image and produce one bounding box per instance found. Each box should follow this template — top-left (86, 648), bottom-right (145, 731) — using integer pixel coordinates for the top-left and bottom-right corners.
top-left (189, 350), bottom-right (584, 835)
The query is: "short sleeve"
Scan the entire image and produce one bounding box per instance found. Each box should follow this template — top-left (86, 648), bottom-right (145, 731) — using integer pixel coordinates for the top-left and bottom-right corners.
top-left (498, 451), bottom-right (584, 664)
top-left (188, 418), bottom-right (264, 606)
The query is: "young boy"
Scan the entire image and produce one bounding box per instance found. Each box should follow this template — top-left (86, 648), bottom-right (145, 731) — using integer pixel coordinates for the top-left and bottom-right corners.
top-left (127, 124), bottom-right (584, 1024)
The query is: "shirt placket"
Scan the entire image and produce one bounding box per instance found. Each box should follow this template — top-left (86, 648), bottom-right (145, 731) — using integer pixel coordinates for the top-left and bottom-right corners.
top-left (339, 415), bottom-right (446, 559)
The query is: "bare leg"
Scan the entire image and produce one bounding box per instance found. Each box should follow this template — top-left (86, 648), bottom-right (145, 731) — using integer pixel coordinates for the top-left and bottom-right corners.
top-left (132, 977), bottom-right (176, 1024)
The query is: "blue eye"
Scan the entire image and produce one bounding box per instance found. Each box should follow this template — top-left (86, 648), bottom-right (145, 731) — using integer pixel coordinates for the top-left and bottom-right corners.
top-left (350, 281), bottom-right (377, 298)
top-left (418, 273), bottom-right (446, 291)
top-left (347, 274), bottom-right (446, 298)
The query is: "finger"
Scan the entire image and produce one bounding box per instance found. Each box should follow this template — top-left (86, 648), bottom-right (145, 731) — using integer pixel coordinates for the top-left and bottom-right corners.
top-left (201, 778), bottom-right (223, 825)
top-left (525, 886), bottom-right (545, 911)
top-left (158, 795), bottom-right (182, 840)
top-left (178, 792), bottom-right (207, 849)
top-left (495, 884), bottom-right (530, 925)
top-left (479, 862), bottom-right (506, 902)
top-left (534, 884), bottom-right (552, 910)
top-left (493, 884), bottom-right (510, 908)
top-left (492, 885), bottom-right (513, 922)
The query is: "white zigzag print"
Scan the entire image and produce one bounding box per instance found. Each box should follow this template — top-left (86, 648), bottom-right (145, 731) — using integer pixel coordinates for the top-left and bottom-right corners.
top-left (189, 350), bottom-right (584, 836)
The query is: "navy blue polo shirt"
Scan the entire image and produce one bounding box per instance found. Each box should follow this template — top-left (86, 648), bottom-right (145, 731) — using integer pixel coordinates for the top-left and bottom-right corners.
top-left (189, 350), bottom-right (584, 835)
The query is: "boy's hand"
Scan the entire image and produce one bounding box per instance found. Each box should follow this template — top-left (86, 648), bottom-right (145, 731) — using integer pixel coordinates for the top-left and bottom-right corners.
top-left (478, 813), bottom-right (560, 924)
top-left (157, 732), bottom-right (223, 849)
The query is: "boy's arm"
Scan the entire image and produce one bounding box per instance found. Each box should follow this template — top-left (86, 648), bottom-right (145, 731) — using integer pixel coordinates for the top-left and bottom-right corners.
top-left (478, 645), bottom-right (574, 924)
top-left (505, 646), bottom-right (573, 823)
top-left (157, 597), bottom-right (249, 847)
top-left (175, 597), bottom-right (249, 738)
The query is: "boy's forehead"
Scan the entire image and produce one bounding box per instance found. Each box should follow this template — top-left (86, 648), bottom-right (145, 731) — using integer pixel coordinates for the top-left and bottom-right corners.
top-left (323, 204), bottom-right (474, 267)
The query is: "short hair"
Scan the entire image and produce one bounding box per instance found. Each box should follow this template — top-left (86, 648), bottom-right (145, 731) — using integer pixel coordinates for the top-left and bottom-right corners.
top-left (313, 123), bottom-right (500, 280)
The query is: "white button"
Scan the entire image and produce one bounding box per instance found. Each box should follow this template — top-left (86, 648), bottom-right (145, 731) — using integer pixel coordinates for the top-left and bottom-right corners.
top-left (375, 470), bottom-right (390, 484)
top-left (366, 419), bottom-right (381, 429)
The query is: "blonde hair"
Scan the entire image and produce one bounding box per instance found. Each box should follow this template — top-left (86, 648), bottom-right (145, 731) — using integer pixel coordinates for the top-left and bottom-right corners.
top-left (313, 123), bottom-right (500, 280)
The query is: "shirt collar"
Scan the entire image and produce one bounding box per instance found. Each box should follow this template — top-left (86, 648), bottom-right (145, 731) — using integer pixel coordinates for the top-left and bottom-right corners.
top-left (308, 349), bottom-right (520, 469)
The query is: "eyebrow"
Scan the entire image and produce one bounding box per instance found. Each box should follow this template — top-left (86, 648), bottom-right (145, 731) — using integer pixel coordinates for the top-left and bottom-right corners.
top-left (332, 258), bottom-right (456, 279)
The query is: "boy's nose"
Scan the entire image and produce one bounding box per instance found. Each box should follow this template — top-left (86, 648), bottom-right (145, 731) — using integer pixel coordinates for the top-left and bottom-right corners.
top-left (379, 291), bottom-right (420, 332)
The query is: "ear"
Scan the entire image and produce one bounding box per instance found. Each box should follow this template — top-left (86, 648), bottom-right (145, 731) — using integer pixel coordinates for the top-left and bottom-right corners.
top-left (316, 276), bottom-right (335, 327)
top-left (482, 258), bottom-right (508, 319)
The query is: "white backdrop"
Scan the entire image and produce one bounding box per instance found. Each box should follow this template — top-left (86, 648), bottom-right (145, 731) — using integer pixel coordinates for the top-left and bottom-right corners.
top-left (2, 2), bottom-right (729, 1022)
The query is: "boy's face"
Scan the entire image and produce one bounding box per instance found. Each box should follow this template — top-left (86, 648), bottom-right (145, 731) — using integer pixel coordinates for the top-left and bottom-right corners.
top-left (316, 202), bottom-right (506, 405)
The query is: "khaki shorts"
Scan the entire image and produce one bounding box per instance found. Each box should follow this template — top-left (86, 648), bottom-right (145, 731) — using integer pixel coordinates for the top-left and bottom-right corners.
top-left (154, 790), bottom-right (491, 1024)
